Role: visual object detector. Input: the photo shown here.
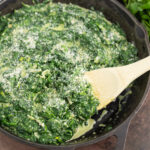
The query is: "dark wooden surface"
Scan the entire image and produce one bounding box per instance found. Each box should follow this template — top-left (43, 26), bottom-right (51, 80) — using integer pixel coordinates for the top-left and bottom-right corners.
top-left (0, 91), bottom-right (150, 150)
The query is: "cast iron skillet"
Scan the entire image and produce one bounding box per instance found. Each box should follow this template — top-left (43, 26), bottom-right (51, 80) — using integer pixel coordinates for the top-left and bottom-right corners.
top-left (0, 0), bottom-right (150, 150)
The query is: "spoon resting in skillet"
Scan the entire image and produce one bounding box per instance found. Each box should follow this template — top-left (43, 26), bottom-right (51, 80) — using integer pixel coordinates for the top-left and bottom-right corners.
top-left (85, 56), bottom-right (150, 111)
top-left (70, 56), bottom-right (150, 141)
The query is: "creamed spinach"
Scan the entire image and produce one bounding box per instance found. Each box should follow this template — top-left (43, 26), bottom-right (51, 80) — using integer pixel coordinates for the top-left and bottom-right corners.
top-left (0, 1), bottom-right (137, 144)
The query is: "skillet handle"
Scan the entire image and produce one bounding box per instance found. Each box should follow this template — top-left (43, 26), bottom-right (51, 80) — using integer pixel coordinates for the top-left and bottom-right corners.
top-left (114, 118), bottom-right (131, 150)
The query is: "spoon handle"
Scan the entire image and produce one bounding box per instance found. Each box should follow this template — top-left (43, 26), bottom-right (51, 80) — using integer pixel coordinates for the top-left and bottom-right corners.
top-left (117, 56), bottom-right (150, 85)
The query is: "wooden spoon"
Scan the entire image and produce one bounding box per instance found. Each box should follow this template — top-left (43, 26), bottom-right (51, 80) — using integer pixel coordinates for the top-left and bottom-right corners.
top-left (84, 56), bottom-right (150, 110)
top-left (70, 56), bottom-right (150, 140)
top-left (71, 56), bottom-right (150, 141)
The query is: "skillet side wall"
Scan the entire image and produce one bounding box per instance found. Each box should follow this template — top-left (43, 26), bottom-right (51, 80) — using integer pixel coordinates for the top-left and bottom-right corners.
top-left (0, 0), bottom-right (149, 148)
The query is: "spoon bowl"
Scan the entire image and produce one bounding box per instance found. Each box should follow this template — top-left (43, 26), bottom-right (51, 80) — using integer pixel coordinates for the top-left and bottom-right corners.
top-left (85, 56), bottom-right (150, 110)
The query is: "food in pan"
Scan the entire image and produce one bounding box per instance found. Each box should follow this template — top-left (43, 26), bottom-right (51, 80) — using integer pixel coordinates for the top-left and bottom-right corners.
top-left (0, 1), bottom-right (137, 144)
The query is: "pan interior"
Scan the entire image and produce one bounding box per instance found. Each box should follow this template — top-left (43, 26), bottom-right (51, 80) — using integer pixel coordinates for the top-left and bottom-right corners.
top-left (0, 0), bottom-right (149, 146)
